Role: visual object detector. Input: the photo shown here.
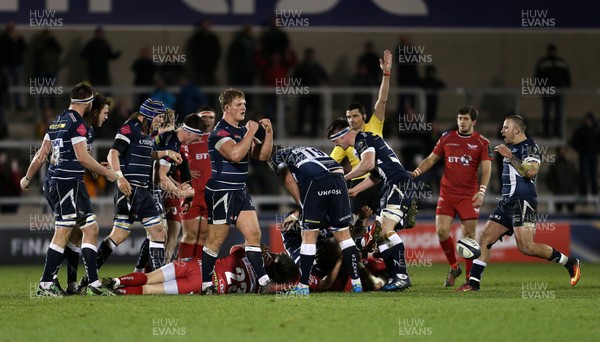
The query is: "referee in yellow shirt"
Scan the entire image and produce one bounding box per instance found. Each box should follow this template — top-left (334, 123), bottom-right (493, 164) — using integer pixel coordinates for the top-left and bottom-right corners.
top-left (330, 49), bottom-right (391, 228)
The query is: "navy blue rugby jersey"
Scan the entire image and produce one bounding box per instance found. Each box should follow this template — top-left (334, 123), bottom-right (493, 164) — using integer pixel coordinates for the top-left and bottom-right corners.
top-left (353, 132), bottom-right (410, 185)
top-left (153, 130), bottom-right (182, 178)
top-left (269, 146), bottom-right (342, 186)
top-left (206, 119), bottom-right (249, 191)
top-left (48, 110), bottom-right (93, 182)
top-left (501, 138), bottom-right (540, 199)
top-left (112, 118), bottom-right (154, 187)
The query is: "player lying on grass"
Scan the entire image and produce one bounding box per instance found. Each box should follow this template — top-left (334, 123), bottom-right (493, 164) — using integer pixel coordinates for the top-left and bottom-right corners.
top-left (102, 244), bottom-right (297, 295)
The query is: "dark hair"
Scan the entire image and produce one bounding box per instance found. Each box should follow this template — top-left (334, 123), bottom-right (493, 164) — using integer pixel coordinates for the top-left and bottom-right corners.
top-left (70, 83), bottom-right (93, 101)
top-left (268, 253), bottom-right (298, 283)
top-left (197, 105), bottom-right (215, 113)
top-left (218, 88), bottom-right (244, 112)
top-left (506, 114), bottom-right (526, 132)
top-left (183, 113), bottom-right (207, 132)
top-left (325, 118), bottom-right (350, 140)
top-left (86, 92), bottom-right (112, 126)
top-left (346, 102), bottom-right (367, 117)
top-left (457, 106), bottom-right (478, 121)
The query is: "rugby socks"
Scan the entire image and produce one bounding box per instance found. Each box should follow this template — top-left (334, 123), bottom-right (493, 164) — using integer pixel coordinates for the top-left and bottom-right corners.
top-left (201, 247), bottom-right (218, 290)
top-left (149, 241), bottom-right (166, 270)
top-left (549, 248), bottom-right (569, 265)
top-left (379, 233), bottom-right (408, 276)
top-left (339, 239), bottom-right (361, 284)
top-left (178, 242), bottom-right (195, 258)
top-left (299, 244), bottom-right (316, 286)
top-left (464, 258), bottom-right (473, 281)
top-left (64, 242), bottom-right (81, 288)
top-left (81, 243), bottom-right (100, 284)
top-left (96, 237), bottom-right (117, 269)
top-left (439, 236), bottom-right (458, 269)
top-left (40, 243), bottom-right (66, 286)
top-left (117, 272), bottom-right (148, 286)
top-left (245, 246), bottom-right (269, 286)
top-left (468, 259), bottom-right (486, 287)
top-left (134, 238), bottom-right (150, 272)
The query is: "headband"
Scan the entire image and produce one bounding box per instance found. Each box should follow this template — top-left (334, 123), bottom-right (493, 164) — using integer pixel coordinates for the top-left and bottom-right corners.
top-left (182, 124), bottom-right (203, 135)
top-left (70, 95), bottom-right (94, 104)
top-left (329, 127), bottom-right (350, 141)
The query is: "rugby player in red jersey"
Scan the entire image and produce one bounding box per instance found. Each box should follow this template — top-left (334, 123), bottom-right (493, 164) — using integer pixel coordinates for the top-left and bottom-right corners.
top-left (179, 106), bottom-right (215, 258)
top-left (410, 106), bottom-right (492, 287)
top-left (105, 245), bottom-right (297, 295)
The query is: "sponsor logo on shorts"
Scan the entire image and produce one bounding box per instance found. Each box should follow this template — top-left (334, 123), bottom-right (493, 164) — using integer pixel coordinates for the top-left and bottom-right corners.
top-left (317, 189), bottom-right (342, 196)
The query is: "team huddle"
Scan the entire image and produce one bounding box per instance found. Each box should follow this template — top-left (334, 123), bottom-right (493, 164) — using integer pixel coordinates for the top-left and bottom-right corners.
top-left (22, 49), bottom-right (581, 297)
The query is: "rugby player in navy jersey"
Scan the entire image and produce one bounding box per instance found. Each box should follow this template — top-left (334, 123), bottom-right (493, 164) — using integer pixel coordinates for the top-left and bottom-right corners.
top-left (22, 93), bottom-right (113, 295)
top-left (268, 145), bottom-right (363, 295)
top-left (36, 84), bottom-right (118, 297)
top-left (93, 99), bottom-right (184, 275)
top-left (200, 88), bottom-right (275, 294)
top-left (457, 115), bottom-right (581, 291)
top-left (327, 119), bottom-right (414, 291)
top-left (153, 113), bottom-right (205, 261)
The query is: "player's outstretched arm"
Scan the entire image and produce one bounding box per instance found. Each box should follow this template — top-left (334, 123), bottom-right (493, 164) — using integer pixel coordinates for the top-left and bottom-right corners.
top-left (74, 141), bottom-right (117, 182)
top-left (348, 175), bottom-right (380, 197)
top-left (373, 49), bottom-right (392, 122)
top-left (411, 152), bottom-right (441, 178)
top-left (20, 138), bottom-right (52, 190)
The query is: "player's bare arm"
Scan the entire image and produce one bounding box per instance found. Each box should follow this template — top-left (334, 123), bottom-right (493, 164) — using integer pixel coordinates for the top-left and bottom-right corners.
top-left (219, 120), bottom-right (257, 162)
top-left (494, 144), bottom-right (539, 178)
top-left (158, 165), bottom-right (194, 198)
top-left (251, 118), bottom-right (273, 161)
top-left (373, 49), bottom-right (392, 122)
top-left (74, 141), bottom-right (118, 182)
top-left (344, 151), bottom-right (375, 180)
top-left (151, 150), bottom-right (182, 165)
top-left (472, 160), bottom-right (492, 207)
top-left (108, 148), bottom-right (132, 196)
top-left (348, 175), bottom-right (380, 197)
top-left (281, 168), bottom-right (301, 205)
top-left (20, 139), bottom-right (52, 190)
top-left (411, 152), bottom-right (441, 178)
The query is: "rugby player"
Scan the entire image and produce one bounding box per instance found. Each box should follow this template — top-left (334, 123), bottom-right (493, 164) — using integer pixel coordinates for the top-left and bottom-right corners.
top-left (37, 84), bottom-right (118, 297)
top-left (327, 119), bottom-right (415, 291)
top-left (179, 106), bottom-right (216, 258)
top-left (409, 106), bottom-right (492, 287)
top-left (200, 88), bottom-right (275, 294)
top-left (268, 145), bottom-right (363, 295)
top-left (457, 115), bottom-right (581, 291)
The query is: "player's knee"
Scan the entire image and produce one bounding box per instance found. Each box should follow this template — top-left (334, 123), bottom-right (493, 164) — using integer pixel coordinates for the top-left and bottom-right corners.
top-left (436, 226), bottom-right (450, 240)
top-left (109, 228), bottom-right (129, 245)
top-left (382, 206), bottom-right (403, 224)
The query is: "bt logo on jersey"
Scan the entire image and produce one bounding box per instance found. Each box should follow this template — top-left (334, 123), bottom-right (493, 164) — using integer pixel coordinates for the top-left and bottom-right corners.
top-left (447, 155), bottom-right (472, 166)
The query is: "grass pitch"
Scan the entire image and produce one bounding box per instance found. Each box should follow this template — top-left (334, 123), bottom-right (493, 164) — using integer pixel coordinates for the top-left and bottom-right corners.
top-left (0, 263), bottom-right (598, 342)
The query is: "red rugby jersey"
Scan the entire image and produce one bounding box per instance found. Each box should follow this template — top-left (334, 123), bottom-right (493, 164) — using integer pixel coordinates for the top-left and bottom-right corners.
top-left (432, 130), bottom-right (492, 197)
